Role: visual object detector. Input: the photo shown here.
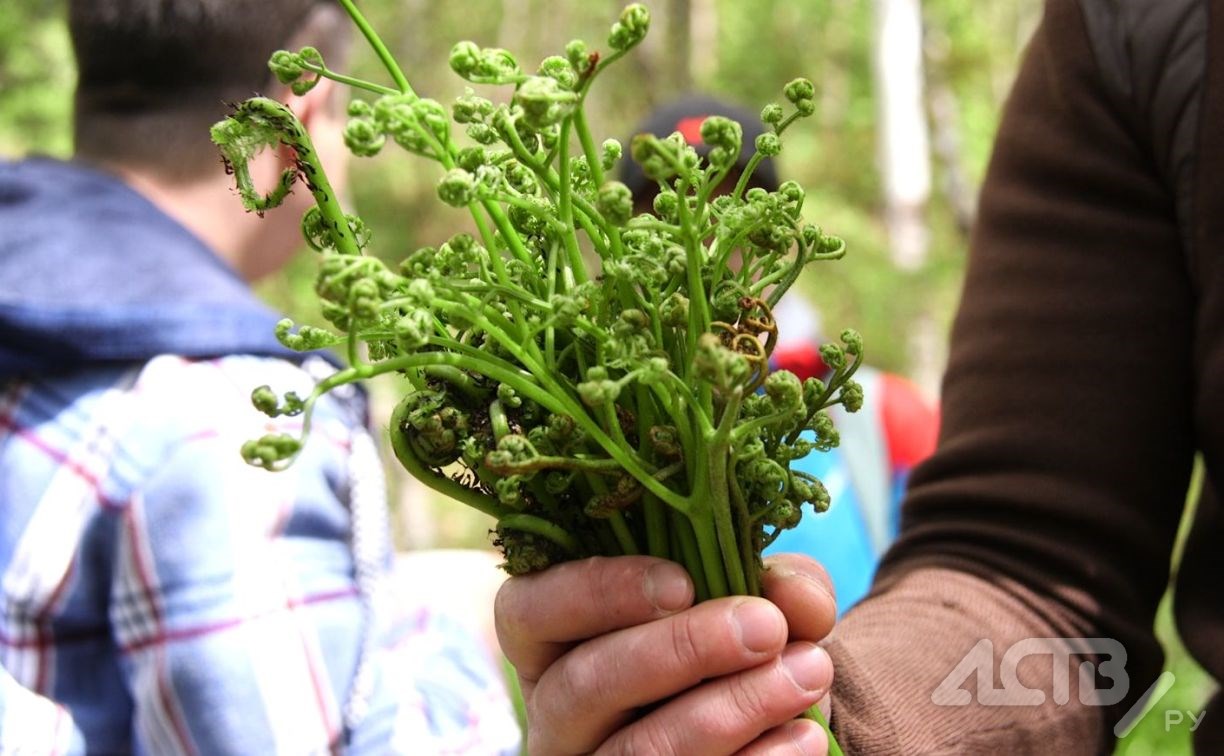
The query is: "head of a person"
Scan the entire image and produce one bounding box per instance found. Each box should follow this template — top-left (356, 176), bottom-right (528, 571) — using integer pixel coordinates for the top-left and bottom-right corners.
top-left (69, 0), bottom-right (351, 184)
top-left (621, 95), bottom-right (780, 217)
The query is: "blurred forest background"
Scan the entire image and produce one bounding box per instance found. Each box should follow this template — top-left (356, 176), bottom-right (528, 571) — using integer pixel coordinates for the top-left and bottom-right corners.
top-left (1, 0), bottom-right (1040, 543)
top-left (1, 0), bottom-right (1039, 388)
top-left (0, 1), bottom-right (1212, 751)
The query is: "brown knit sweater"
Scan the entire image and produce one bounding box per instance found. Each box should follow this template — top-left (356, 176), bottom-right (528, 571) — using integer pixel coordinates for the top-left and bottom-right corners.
top-left (827, 0), bottom-right (1224, 752)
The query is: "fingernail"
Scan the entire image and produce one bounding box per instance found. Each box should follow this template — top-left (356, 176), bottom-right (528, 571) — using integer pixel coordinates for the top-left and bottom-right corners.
top-left (644, 562), bottom-right (691, 613)
top-left (781, 643), bottom-right (832, 692)
top-left (773, 565), bottom-right (837, 604)
top-left (733, 600), bottom-right (784, 653)
top-left (785, 719), bottom-right (826, 753)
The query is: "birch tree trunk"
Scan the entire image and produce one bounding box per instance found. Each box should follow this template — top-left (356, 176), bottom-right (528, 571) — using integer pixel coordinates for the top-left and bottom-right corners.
top-left (689, 0), bottom-right (718, 87)
top-left (873, 0), bottom-right (943, 398)
top-left (665, 0), bottom-right (694, 93)
top-left (873, 0), bottom-right (931, 272)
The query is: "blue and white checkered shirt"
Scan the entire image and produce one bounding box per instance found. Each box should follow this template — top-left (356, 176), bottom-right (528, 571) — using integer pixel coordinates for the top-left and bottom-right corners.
top-left (0, 354), bottom-right (520, 754)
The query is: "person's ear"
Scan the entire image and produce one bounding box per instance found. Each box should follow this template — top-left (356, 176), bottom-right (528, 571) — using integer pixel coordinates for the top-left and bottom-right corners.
top-left (282, 76), bottom-right (340, 132)
top-left (271, 77), bottom-right (341, 170)
top-left (275, 76), bottom-right (353, 204)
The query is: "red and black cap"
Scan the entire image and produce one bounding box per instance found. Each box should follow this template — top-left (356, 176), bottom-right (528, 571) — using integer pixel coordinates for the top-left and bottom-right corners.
top-left (620, 95), bottom-right (780, 202)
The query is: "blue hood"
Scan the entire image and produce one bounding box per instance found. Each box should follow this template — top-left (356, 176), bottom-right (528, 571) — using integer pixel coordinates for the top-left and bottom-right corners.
top-left (0, 158), bottom-right (303, 379)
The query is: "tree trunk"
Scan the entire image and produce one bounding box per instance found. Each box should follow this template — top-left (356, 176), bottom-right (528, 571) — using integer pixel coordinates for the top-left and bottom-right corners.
top-left (665, 0), bottom-right (694, 93)
top-left (689, 0), bottom-right (718, 88)
top-left (872, 0), bottom-right (931, 272)
top-left (928, 79), bottom-right (976, 234)
top-left (873, 0), bottom-right (942, 398)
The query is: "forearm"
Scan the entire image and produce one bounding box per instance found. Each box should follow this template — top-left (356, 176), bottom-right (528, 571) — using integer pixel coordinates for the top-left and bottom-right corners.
top-left (818, 0), bottom-right (1202, 748)
top-left (827, 565), bottom-right (1108, 754)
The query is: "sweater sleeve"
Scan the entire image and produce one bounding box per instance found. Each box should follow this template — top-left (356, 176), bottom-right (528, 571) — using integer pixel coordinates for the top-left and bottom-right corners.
top-left (826, 0), bottom-right (1197, 752)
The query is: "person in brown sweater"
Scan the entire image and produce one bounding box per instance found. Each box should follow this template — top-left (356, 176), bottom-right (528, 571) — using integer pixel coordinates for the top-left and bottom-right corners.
top-left (494, 0), bottom-right (1223, 752)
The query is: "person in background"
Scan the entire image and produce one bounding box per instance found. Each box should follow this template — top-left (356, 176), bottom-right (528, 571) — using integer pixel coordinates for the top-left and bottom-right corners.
top-left (0, 1), bottom-right (519, 753)
top-left (622, 96), bottom-right (939, 611)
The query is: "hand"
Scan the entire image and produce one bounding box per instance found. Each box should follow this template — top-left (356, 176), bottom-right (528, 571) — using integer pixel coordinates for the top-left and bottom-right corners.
top-left (495, 553), bottom-right (837, 755)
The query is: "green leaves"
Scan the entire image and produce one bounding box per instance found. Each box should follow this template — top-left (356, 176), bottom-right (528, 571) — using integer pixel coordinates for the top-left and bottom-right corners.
top-left (783, 77), bottom-right (816, 105)
top-left (274, 319), bottom-right (341, 351)
top-left (436, 168), bottom-right (477, 207)
top-left (754, 132), bottom-right (782, 157)
top-left (608, 4), bottom-right (651, 52)
top-left (398, 390), bottom-right (472, 467)
top-left (449, 41), bottom-right (523, 84)
top-left (513, 76), bottom-right (579, 129)
top-left (453, 89), bottom-right (495, 124)
top-left (577, 366), bottom-right (622, 407)
top-left (251, 385), bottom-right (305, 417)
top-left (343, 116), bottom-right (386, 157)
top-left (630, 131), bottom-right (698, 183)
top-left (761, 103), bottom-right (785, 127)
top-left (241, 433), bottom-right (302, 471)
top-left (595, 181), bottom-right (633, 226)
top-left (693, 334), bottom-right (752, 393)
top-left (699, 115), bottom-right (743, 170)
top-left (268, 46), bottom-right (326, 95)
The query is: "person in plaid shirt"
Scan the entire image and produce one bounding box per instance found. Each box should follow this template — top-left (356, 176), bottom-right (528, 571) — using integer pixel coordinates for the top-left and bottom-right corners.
top-left (0, 1), bottom-right (520, 753)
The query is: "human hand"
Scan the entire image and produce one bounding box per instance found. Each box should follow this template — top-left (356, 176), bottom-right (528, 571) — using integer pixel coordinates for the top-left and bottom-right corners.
top-left (495, 553), bottom-right (837, 755)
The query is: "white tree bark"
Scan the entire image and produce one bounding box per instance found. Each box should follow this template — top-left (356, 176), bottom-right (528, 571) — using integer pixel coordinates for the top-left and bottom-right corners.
top-left (873, 0), bottom-right (943, 398)
top-left (873, 0), bottom-right (931, 272)
top-left (689, 0), bottom-right (718, 87)
top-left (665, 0), bottom-right (694, 92)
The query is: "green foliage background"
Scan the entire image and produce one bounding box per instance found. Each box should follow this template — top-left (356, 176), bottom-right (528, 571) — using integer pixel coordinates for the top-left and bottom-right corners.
top-left (0, 0), bottom-right (1041, 377)
top-left (0, 1), bottom-right (1211, 751)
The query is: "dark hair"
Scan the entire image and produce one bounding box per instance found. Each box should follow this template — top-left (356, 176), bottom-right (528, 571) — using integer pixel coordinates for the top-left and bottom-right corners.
top-left (69, 0), bottom-right (350, 180)
top-left (621, 95), bottom-right (779, 213)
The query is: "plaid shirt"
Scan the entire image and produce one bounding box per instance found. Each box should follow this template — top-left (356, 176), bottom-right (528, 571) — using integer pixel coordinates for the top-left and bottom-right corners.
top-left (0, 354), bottom-right (521, 755)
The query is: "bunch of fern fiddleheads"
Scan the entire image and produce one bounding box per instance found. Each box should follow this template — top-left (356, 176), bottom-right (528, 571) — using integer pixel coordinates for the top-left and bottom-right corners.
top-left (213, 4), bottom-right (857, 750)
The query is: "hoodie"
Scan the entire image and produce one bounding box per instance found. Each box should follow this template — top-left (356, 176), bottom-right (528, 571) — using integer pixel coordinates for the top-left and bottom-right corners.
top-left (0, 157), bottom-right (297, 377)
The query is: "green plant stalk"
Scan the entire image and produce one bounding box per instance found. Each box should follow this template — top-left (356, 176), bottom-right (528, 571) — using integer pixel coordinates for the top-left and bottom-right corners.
top-left (676, 429), bottom-right (734, 600)
top-left (705, 389), bottom-right (748, 596)
top-left (608, 512), bottom-right (640, 555)
top-left (687, 505), bottom-right (732, 599)
top-left (804, 707), bottom-right (844, 756)
top-left (497, 513), bottom-right (583, 554)
top-left (298, 60), bottom-right (397, 96)
top-left (573, 108), bottom-right (627, 261)
top-left (641, 493), bottom-right (669, 559)
top-left (497, 122), bottom-right (620, 261)
top-left (335, 0), bottom-right (412, 95)
top-left (634, 384), bottom-right (670, 559)
top-left (372, 84), bottom-right (545, 364)
top-left (555, 120), bottom-right (590, 283)
top-left (465, 203), bottom-right (539, 355)
top-left (728, 461), bottom-right (760, 597)
top-left (544, 240), bottom-right (560, 369)
top-left (482, 198), bottom-right (540, 270)
top-left (669, 507), bottom-right (711, 603)
top-left (731, 151), bottom-right (766, 202)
